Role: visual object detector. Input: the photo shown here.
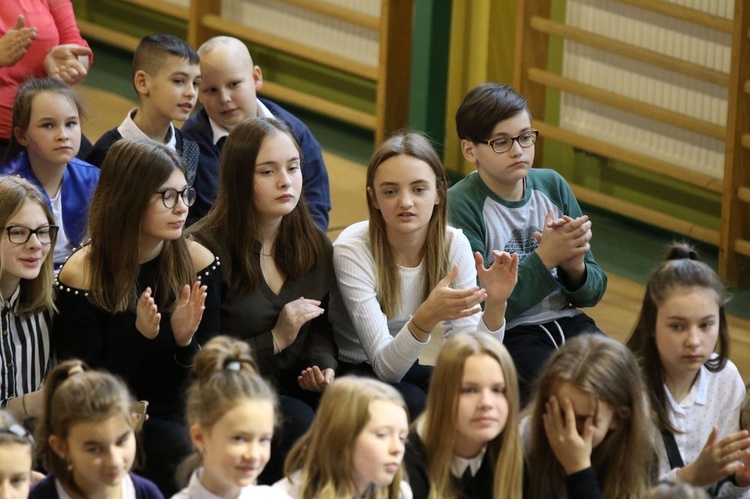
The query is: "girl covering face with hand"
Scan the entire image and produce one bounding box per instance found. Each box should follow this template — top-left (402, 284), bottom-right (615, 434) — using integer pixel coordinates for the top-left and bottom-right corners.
top-left (403, 331), bottom-right (523, 499)
top-left (525, 334), bottom-right (656, 499)
top-left (31, 360), bottom-right (163, 499)
top-left (173, 335), bottom-right (289, 499)
top-left (274, 377), bottom-right (412, 499)
top-left (627, 244), bottom-right (750, 497)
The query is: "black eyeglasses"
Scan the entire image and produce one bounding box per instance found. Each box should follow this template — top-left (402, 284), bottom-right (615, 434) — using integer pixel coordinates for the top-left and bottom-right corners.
top-left (482, 130), bottom-right (539, 154)
top-left (5, 225), bottom-right (59, 245)
top-left (156, 187), bottom-right (197, 209)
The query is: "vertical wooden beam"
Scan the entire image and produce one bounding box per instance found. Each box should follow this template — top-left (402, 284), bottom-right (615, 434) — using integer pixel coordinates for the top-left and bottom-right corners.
top-left (375, 0), bottom-right (414, 146)
top-left (188, 0), bottom-right (221, 48)
top-left (720, 0), bottom-right (750, 285)
top-left (513, 0), bottom-right (551, 166)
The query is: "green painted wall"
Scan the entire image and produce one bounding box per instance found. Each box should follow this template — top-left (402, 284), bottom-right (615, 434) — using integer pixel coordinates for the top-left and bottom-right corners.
top-left (408, 0), bottom-right (452, 154)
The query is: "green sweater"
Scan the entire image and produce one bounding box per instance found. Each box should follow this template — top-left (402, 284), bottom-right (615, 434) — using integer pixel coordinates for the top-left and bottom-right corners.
top-left (448, 168), bottom-right (607, 328)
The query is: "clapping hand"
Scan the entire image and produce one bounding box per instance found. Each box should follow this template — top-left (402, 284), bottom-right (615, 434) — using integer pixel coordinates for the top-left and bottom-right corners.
top-left (44, 44), bottom-right (92, 84)
top-left (0, 16), bottom-right (36, 68)
top-left (171, 281), bottom-right (208, 347)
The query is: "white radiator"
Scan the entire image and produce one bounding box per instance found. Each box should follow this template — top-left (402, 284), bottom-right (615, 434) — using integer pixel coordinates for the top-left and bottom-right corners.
top-left (560, 0), bottom-right (734, 179)
top-left (220, 0), bottom-right (381, 67)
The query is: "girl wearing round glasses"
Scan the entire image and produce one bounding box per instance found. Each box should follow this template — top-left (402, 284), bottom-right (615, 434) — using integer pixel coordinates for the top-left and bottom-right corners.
top-left (52, 139), bottom-right (221, 495)
top-left (0, 176), bottom-right (57, 425)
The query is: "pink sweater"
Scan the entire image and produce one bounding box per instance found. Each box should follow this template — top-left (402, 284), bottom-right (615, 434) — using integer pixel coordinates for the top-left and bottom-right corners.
top-left (0, 0), bottom-right (89, 139)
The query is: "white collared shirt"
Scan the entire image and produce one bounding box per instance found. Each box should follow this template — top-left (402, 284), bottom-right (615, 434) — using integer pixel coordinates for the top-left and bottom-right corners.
top-left (117, 108), bottom-right (177, 150)
top-left (55, 475), bottom-right (135, 499)
top-left (451, 446), bottom-right (487, 479)
top-left (208, 98), bottom-right (273, 146)
top-left (171, 468), bottom-right (290, 499)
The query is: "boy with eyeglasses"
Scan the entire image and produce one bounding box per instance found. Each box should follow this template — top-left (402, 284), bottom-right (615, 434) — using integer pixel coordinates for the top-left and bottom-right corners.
top-left (448, 82), bottom-right (607, 402)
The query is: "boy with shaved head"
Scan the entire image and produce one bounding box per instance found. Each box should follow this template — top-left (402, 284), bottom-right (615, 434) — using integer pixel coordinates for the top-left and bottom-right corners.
top-left (182, 36), bottom-right (331, 229)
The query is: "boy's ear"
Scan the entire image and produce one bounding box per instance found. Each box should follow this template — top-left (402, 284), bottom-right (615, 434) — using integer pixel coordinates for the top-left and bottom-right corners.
top-left (367, 186), bottom-right (379, 209)
top-left (253, 66), bottom-right (263, 92)
top-left (13, 127), bottom-right (28, 147)
top-left (460, 139), bottom-right (478, 165)
top-left (48, 435), bottom-right (67, 461)
top-left (134, 70), bottom-right (150, 97)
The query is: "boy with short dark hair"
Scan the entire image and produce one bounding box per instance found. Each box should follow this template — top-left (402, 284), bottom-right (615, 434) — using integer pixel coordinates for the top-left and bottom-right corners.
top-left (181, 36), bottom-right (330, 229)
top-left (448, 82), bottom-right (607, 401)
top-left (87, 33), bottom-right (201, 184)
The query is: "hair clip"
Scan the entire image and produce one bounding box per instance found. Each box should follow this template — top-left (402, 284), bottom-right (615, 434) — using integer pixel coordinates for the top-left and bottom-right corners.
top-left (225, 361), bottom-right (241, 371)
top-left (0, 423), bottom-right (34, 445)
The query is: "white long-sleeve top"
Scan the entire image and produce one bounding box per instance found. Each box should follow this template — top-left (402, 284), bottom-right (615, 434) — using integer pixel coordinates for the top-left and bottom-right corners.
top-left (329, 221), bottom-right (505, 383)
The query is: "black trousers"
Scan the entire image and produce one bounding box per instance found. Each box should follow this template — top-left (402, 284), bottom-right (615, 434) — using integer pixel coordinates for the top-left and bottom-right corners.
top-left (503, 313), bottom-right (603, 407)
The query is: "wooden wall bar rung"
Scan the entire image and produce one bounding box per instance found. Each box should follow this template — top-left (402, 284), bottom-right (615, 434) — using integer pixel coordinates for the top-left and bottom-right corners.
top-left (742, 133), bottom-right (750, 149)
top-left (571, 183), bottom-right (720, 245)
top-left (745, 80), bottom-right (750, 94)
top-left (200, 14), bottom-right (379, 81)
top-left (738, 186), bottom-right (750, 204)
top-left (122, 0), bottom-right (189, 20)
top-left (261, 80), bottom-right (376, 130)
top-left (77, 20), bottom-right (140, 52)
top-left (615, 0), bottom-right (733, 33)
top-left (528, 68), bottom-right (727, 140)
top-left (278, 0), bottom-right (380, 30)
top-left (530, 16), bottom-right (728, 86)
top-left (735, 239), bottom-right (750, 258)
top-left (535, 120), bottom-right (723, 192)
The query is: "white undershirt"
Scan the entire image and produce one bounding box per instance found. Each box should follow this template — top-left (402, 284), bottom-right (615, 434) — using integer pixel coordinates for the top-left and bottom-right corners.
top-left (49, 187), bottom-right (72, 264)
top-left (54, 475), bottom-right (136, 499)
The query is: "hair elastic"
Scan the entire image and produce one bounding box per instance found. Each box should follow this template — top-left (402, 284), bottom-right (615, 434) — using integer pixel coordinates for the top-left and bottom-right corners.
top-left (225, 361), bottom-right (241, 371)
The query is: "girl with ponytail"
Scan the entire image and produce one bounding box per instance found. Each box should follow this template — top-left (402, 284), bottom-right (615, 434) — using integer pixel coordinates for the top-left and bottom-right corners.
top-left (173, 335), bottom-right (288, 499)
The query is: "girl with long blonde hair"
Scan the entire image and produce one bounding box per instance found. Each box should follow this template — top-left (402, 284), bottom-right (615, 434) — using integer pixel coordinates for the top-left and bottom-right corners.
top-left (329, 130), bottom-right (518, 418)
top-left (275, 377), bottom-right (411, 498)
top-left (525, 334), bottom-right (655, 499)
top-left (404, 332), bottom-right (523, 499)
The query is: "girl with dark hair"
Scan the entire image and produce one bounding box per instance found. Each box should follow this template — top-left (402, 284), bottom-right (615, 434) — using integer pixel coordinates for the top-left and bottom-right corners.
top-left (188, 117), bottom-right (336, 482)
top-left (329, 130), bottom-right (518, 418)
top-left (52, 139), bottom-right (221, 496)
top-left (627, 243), bottom-right (750, 497)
